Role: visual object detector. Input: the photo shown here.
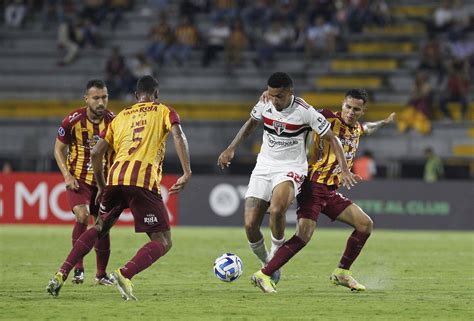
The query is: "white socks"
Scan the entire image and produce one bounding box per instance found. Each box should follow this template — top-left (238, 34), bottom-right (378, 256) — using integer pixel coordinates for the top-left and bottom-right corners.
top-left (269, 234), bottom-right (285, 261)
top-left (249, 234), bottom-right (286, 266)
top-left (249, 237), bottom-right (269, 266)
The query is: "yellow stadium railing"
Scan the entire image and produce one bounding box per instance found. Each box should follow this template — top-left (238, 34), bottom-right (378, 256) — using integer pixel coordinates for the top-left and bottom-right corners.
top-left (331, 59), bottom-right (398, 71)
top-left (349, 42), bottom-right (414, 54)
top-left (316, 76), bottom-right (383, 89)
top-left (0, 100), bottom-right (472, 122)
top-left (391, 5), bottom-right (434, 17)
top-left (364, 24), bottom-right (426, 35)
top-left (452, 145), bottom-right (474, 157)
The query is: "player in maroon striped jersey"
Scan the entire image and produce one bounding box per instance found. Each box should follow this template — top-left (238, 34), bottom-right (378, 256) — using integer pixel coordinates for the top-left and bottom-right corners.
top-left (47, 75), bottom-right (192, 300)
top-left (253, 89), bottom-right (395, 293)
top-left (53, 79), bottom-right (115, 286)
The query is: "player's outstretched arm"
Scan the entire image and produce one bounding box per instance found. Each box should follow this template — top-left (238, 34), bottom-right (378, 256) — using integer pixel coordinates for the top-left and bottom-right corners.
top-left (217, 117), bottom-right (260, 169)
top-left (169, 124), bottom-right (192, 195)
top-left (54, 138), bottom-right (79, 191)
top-left (363, 112), bottom-right (395, 136)
top-left (91, 138), bottom-right (110, 204)
top-left (321, 129), bottom-right (361, 189)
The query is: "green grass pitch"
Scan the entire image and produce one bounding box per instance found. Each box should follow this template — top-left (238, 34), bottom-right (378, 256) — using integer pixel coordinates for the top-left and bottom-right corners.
top-left (0, 225), bottom-right (472, 321)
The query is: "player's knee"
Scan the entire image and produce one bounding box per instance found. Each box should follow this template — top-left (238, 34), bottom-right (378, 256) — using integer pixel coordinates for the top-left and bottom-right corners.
top-left (244, 220), bottom-right (259, 234)
top-left (162, 238), bottom-right (172, 253)
top-left (94, 219), bottom-right (109, 237)
top-left (75, 212), bottom-right (89, 224)
top-left (73, 205), bottom-right (89, 224)
top-left (366, 216), bottom-right (374, 233)
top-left (95, 224), bottom-right (103, 235)
top-left (268, 205), bottom-right (286, 218)
top-left (296, 219), bottom-right (316, 244)
top-left (165, 239), bottom-right (172, 253)
top-left (357, 215), bottom-right (373, 233)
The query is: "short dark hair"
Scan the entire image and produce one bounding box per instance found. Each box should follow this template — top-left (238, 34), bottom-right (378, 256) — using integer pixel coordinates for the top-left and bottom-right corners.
top-left (86, 79), bottom-right (106, 91)
top-left (345, 89), bottom-right (369, 104)
top-left (267, 72), bottom-right (293, 88)
top-left (136, 75), bottom-right (159, 95)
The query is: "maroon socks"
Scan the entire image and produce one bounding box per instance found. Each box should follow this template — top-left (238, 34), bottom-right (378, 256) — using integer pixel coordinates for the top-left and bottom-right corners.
top-left (60, 228), bottom-right (99, 279)
top-left (71, 222), bottom-right (87, 271)
top-left (120, 240), bottom-right (166, 280)
top-left (70, 222), bottom-right (111, 278)
top-left (260, 230), bottom-right (370, 278)
top-left (94, 233), bottom-right (110, 278)
top-left (338, 230), bottom-right (371, 270)
top-left (262, 235), bottom-right (306, 276)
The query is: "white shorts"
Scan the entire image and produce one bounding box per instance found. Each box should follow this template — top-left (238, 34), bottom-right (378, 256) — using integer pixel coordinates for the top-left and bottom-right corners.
top-left (245, 165), bottom-right (306, 202)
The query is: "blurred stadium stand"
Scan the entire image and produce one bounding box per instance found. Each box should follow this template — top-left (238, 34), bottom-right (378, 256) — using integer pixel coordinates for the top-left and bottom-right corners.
top-left (0, 0), bottom-right (472, 178)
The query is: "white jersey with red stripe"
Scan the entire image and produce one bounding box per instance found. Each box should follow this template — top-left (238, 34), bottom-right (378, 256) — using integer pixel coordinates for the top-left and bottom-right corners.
top-left (250, 95), bottom-right (330, 172)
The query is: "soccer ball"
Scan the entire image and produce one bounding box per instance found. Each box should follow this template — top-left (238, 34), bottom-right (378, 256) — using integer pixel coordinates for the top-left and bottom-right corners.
top-left (213, 253), bottom-right (243, 282)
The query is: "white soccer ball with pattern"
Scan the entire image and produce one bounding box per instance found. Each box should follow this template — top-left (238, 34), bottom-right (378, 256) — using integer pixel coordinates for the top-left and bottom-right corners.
top-left (213, 253), bottom-right (243, 282)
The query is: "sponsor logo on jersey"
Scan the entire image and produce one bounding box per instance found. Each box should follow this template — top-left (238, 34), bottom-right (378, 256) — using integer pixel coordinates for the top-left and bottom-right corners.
top-left (85, 135), bottom-right (101, 149)
top-left (58, 127), bottom-right (65, 136)
top-left (339, 137), bottom-right (359, 149)
top-left (123, 105), bottom-right (158, 116)
top-left (267, 133), bottom-right (298, 148)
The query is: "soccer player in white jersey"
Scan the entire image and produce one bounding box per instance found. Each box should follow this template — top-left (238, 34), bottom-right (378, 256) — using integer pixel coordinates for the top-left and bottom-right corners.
top-left (217, 72), bottom-right (359, 282)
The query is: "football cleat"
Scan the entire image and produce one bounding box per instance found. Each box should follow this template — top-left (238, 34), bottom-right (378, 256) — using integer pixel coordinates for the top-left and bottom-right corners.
top-left (46, 272), bottom-right (64, 297)
top-left (95, 274), bottom-right (114, 286)
top-left (71, 268), bottom-right (84, 284)
top-left (251, 270), bottom-right (277, 293)
top-left (110, 269), bottom-right (138, 301)
top-left (330, 268), bottom-right (366, 292)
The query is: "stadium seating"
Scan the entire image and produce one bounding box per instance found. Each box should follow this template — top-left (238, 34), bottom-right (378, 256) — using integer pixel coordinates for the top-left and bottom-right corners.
top-left (0, 0), bottom-right (472, 175)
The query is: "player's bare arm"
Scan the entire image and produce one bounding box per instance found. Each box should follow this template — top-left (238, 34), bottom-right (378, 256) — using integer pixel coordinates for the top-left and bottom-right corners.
top-left (91, 138), bottom-right (110, 204)
top-left (363, 112), bottom-right (395, 136)
top-left (321, 129), bottom-right (360, 189)
top-left (54, 138), bottom-right (79, 191)
top-left (217, 117), bottom-right (260, 169)
top-left (169, 124), bottom-right (192, 195)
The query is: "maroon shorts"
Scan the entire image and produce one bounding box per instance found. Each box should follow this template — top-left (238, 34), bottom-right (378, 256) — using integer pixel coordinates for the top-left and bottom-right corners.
top-left (99, 185), bottom-right (170, 233)
top-left (66, 180), bottom-right (99, 216)
top-left (297, 180), bottom-right (352, 222)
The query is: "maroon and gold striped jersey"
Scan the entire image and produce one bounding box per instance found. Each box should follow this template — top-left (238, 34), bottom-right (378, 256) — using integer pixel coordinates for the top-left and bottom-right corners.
top-left (57, 107), bottom-right (115, 186)
top-left (308, 109), bottom-right (364, 187)
top-left (102, 101), bottom-right (180, 193)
